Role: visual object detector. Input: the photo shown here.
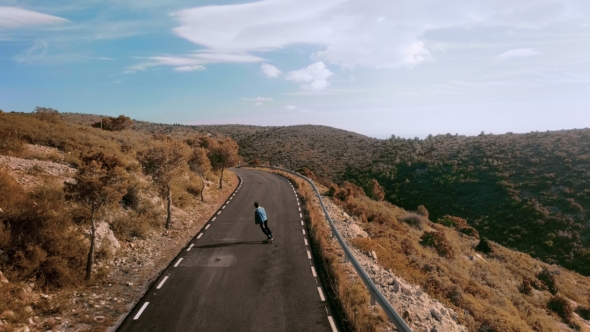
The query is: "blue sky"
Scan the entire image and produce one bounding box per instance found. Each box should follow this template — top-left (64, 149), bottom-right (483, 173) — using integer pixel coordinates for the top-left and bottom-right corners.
top-left (1, 0), bottom-right (589, 138)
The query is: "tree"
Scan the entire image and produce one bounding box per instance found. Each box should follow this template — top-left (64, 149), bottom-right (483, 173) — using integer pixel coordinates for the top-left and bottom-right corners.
top-left (34, 107), bottom-right (61, 123)
top-left (369, 179), bottom-right (385, 201)
top-left (93, 115), bottom-right (133, 131)
top-left (65, 152), bottom-right (128, 280)
top-left (137, 137), bottom-right (188, 230)
top-left (188, 146), bottom-right (211, 202)
top-left (208, 137), bottom-right (239, 189)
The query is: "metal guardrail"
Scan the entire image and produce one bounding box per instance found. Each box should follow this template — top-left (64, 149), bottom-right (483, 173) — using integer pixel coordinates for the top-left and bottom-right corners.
top-left (245, 165), bottom-right (412, 332)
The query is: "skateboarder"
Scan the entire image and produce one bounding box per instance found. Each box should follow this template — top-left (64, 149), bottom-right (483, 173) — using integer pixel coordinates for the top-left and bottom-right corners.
top-left (254, 202), bottom-right (274, 242)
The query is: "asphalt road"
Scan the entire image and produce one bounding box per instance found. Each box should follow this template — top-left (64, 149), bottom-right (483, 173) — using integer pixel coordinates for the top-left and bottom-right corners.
top-left (117, 168), bottom-right (337, 332)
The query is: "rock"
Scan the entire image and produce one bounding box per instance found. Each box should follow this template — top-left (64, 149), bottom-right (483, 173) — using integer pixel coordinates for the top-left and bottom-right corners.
top-left (0, 271), bottom-right (8, 283)
top-left (402, 287), bottom-right (412, 296)
top-left (371, 250), bottom-right (378, 261)
top-left (23, 306), bottom-right (33, 314)
top-left (127, 282), bottom-right (133, 286)
top-left (14, 326), bottom-right (30, 332)
top-left (430, 309), bottom-right (442, 322)
top-left (92, 222), bottom-right (121, 257)
top-left (349, 223), bottom-right (368, 238)
top-left (392, 281), bottom-right (400, 293)
top-left (0, 310), bottom-right (15, 319)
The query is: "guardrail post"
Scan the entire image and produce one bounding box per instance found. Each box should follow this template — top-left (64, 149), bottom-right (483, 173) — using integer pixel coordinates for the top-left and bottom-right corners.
top-left (370, 278), bottom-right (376, 305)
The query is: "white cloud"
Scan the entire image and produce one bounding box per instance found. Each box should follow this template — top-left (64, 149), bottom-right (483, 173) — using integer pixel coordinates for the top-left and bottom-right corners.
top-left (286, 61), bottom-right (333, 91)
top-left (243, 97), bottom-right (273, 106)
top-left (284, 104), bottom-right (297, 110)
top-left (499, 48), bottom-right (540, 60)
top-left (174, 65), bottom-right (205, 72)
top-left (261, 63), bottom-right (282, 77)
top-left (169, 0), bottom-right (589, 69)
top-left (0, 7), bottom-right (68, 29)
top-left (13, 39), bottom-right (47, 63)
top-left (126, 51), bottom-right (265, 73)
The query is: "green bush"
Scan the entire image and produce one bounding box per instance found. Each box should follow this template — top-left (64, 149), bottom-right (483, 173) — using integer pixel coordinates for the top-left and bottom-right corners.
top-left (547, 295), bottom-right (572, 323)
top-left (420, 231), bottom-right (453, 258)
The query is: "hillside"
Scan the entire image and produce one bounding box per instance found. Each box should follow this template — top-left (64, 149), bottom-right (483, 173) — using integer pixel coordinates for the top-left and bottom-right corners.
top-left (60, 113), bottom-right (590, 276)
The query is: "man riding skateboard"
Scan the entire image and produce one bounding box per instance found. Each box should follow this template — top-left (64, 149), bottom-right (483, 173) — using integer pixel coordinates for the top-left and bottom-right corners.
top-left (254, 202), bottom-right (274, 243)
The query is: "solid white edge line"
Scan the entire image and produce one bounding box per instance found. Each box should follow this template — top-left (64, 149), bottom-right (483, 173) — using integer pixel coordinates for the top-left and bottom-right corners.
top-left (205, 224), bottom-right (210, 229)
top-left (311, 266), bottom-right (316, 277)
top-left (318, 287), bottom-right (326, 301)
top-left (187, 244), bottom-right (194, 251)
top-left (197, 233), bottom-right (203, 239)
top-left (307, 250), bottom-right (311, 259)
top-left (328, 316), bottom-right (337, 332)
top-left (304, 238), bottom-right (308, 246)
top-left (174, 258), bottom-right (183, 267)
top-left (302, 229), bottom-right (306, 235)
top-left (156, 276), bottom-right (169, 289)
top-left (133, 302), bottom-right (149, 320)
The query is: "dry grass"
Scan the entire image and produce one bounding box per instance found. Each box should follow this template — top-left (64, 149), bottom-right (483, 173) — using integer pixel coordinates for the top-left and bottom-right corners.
top-left (329, 182), bottom-right (590, 332)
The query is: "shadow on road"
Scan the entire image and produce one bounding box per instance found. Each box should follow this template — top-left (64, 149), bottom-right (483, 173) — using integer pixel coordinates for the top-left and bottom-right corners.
top-left (194, 241), bottom-right (266, 249)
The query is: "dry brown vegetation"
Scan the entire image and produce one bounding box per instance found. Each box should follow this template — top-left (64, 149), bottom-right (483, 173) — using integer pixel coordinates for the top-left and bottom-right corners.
top-left (0, 111), bottom-right (239, 330)
top-left (327, 181), bottom-right (590, 331)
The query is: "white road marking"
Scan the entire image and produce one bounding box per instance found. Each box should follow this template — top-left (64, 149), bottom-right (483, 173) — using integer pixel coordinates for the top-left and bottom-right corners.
top-left (301, 220), bottom-right (304, 226)
top-left (222, 205), bottom-right (226, 209)
top-left (133, 302), bottom-right (149, 320)
top-left (212, 217), bottom-right (216, 221)
top-left (298, 207), bottom-right (301, 212)
top-left (217, 211), bottom-right (221, 215)
top-left (298, 202), bottom-right (300, 206)
top-left (311, 266), bottom-right (316, 277)
top-left (174, 258), bottom-right (183, 267)
top-left (302, 229), bottom-right (306, 235)
top-left (156, 276), bottom-right (169, 289)
top-left (205, 224), bottom-right (210, 229)
top-left (307, 250), bottom-right (311, 259)
top-left (197, 233), bottom-right (203, 239)
top-left (187, 244), bottom-right (194, 251)
top-left (304, 238), bottom-right (308, 246)
top-left (300, 213), bottom-right (302, 218)
top-left (328, 316), bottom-right (338, 332)
top-left (317, 287), bottom-right (326, 301)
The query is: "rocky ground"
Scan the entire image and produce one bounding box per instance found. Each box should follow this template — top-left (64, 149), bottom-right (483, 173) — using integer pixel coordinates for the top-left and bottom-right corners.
top-left (0, 145), bottom-right (239, 332)
top-left (321, 197), bottom-right (468, 332)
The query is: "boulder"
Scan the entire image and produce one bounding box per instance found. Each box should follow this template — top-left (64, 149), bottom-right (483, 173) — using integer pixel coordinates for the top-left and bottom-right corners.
top-left (91, 222), bottom-right (120, 257)
top-left (349, 224), bottom-right (368, 238)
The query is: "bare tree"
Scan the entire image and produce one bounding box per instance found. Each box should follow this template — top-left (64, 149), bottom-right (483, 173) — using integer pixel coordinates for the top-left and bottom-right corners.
top-left (208, 137), bottom-right (239, 189)
top-left (188, 146), bottom-right (211, 202)
top-left (65, 152), bottom-right (128, 280)
top-left (137, 137), bottom-right (188, 230)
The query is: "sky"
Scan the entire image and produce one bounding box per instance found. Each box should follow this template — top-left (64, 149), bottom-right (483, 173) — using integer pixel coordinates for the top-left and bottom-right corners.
top-left (1, 0), bottom-right (589, 139)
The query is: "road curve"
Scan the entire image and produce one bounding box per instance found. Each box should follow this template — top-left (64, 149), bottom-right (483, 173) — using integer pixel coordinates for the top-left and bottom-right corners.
top-left (117, 168), bottom-right (336, 332)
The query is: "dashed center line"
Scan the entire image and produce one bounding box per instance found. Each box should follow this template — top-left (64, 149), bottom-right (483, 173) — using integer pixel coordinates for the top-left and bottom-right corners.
top-left (187, 244), bottom-right (194, 251)
top-left (174, 258), bottom-right (183, 267)
top-left (156, 276), bottom-right (169, 289)
top-left (317, 287), bottom-right (326, 301)
top-left (133, 302), bottom-right (149, 320)
top-left (197, 233), bottom-right (203, 239)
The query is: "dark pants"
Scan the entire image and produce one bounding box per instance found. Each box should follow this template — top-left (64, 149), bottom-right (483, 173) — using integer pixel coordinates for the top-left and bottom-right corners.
top-left (259, 220), bottom-right (273, 237)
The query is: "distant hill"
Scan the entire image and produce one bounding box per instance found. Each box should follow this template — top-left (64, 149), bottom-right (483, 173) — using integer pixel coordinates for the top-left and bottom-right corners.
top-left (60, 113), bottom-right (590, 276)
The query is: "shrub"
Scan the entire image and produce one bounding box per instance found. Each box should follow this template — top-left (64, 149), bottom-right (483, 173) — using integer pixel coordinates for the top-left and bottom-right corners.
top-left (475, 237), bottom-right (494, 254)
top-left (459, 226), bottom-right (480, 238)
top-left (33, 107), bottom-right (62, 123)
top-left (520, 278), bottom-right (533, 295)
top-left (437, 215), bottom-right (468, 228)
top-left (575, 306), bottom-right (590, 320)
top-left (537, 268), bottom-right (559, 295)
top-left (400, 213), bottom-right (425, 230)
top-left (92, 115), bottom-right (133, 131)
top-left (416, 205), bottom-right (429, 218)
top-left (420, 231), bottom-right (453, 258)
top-left (547, 295), bottom-right (572, 323)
